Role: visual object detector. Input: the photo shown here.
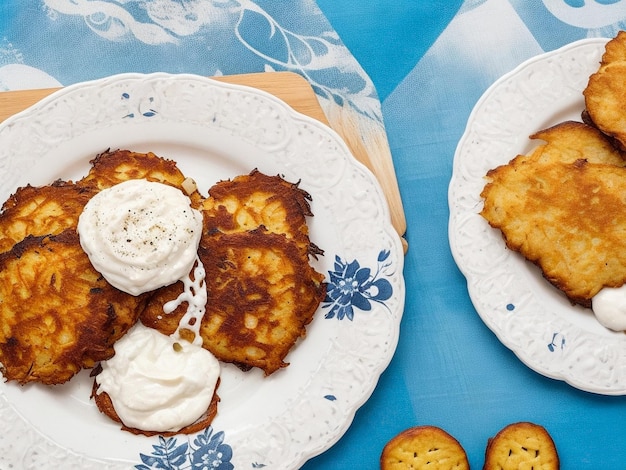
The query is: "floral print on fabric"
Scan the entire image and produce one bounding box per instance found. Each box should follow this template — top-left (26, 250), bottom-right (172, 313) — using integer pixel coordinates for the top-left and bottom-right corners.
top-left (38, 0), bottom-right (381, 119)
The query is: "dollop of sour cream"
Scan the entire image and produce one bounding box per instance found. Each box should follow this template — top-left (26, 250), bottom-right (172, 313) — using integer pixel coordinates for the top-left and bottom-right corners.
top-left (79, 178), bottom-right (220, 432)
top-left (592, 285), bottom-right (626, 331)
top-left (95, 325), bottom-right (220, 433)
top-left (77, 179), bottom-right (203, 296)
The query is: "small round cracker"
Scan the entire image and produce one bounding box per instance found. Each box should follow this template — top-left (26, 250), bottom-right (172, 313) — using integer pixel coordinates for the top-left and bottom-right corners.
top-left (483, 422), bottom-right (559, 470)
top-left (380, 425), bottom-right (469, 470)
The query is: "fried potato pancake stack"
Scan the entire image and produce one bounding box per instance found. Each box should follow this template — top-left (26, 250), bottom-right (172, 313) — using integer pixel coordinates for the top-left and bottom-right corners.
top-left (481, 121), bottom-right (626, 306)
top-left (141, 170), bottom-right (327, 375)
top-left (0, 150), bottom-right (326, 386)
top-left (0, 149), bottom-right (200, 385)
top-left (584, 31), bottom-right (626, 151)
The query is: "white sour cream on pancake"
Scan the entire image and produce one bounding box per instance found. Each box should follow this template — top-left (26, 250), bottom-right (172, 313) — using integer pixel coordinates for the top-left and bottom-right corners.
top-left (95, 325), bottom-right (220, 433)
top-left (592, 286), bottom-right (626, 331)
top-left (77, 179), bottom-right (203, 296)
top-left (80, 178), bottom-right (220, 432)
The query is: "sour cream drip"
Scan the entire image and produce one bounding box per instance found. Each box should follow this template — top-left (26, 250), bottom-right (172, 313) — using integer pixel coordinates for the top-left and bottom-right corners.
top-left (592, 286), bottom-right (626, 331)
top-left (95, 325), bottom-right (220, 433)
top-left (165, 257), bottom-right (207, 346)
top-left (77, 179), bottom-right (203, 296)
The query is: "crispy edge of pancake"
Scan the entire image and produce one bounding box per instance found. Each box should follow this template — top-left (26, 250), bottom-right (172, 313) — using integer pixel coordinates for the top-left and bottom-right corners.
top-left (141, 229), bottom-right (327, 375)
top-left (583, 31), bottom-right (626, 151)
top-left (203, 168), bottom-right (323, 258)
top-left (528, 121), bottom-right (626, 166)
top-left (78, 148), bottom-right (204, 207)
top-left (599, 29), bottom-right (626, 63)
top-left (90, 369), bottom-right (220, 437)
top-left (0, 180), bottom-right (98, 254)
top-left (0, 230), bottom-right (147, 384)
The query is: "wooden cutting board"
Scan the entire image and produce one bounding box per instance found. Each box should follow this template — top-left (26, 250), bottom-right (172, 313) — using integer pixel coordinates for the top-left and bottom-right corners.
top-left (0, 71), bottom-right (407, 250)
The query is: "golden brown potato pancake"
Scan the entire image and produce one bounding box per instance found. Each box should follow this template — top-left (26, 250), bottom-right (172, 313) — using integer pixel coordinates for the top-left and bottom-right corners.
top-left (141, 169), bottom-right (327, 375)
top-left (141, 229), bottom-right (326, 375)
top-left (203, 169), bottom-right (323, 257)
top-left (0, 230), bottom-right (147, 385)
top-left (583, 31), bottom-right (626, 151)
top-left (481, 121), bottom-right (626, 306)
top-left (0, 180), bottom-right (97, 254)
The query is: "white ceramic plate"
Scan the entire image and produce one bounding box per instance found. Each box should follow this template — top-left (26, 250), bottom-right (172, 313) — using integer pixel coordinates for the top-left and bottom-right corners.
top-left (0, 73), bottom-right (405, 469)
top-left (447, 38), bottom-right (626, 395)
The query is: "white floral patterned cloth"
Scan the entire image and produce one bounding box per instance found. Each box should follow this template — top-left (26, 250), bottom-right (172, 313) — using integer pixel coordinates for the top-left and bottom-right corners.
top-left (2, 1), bottom-right (626, 469)
top-left (0, 1), bottom-right (384, 157)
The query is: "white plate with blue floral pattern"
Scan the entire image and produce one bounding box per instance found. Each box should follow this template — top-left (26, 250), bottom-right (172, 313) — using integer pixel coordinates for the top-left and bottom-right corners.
top-left (448, 38), bottom-right (626, 395)
top-left (0, 73), bottom-right (405, 469)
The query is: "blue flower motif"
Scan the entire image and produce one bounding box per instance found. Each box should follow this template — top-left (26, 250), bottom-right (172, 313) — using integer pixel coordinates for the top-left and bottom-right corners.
top-left (136, 427), bottom-right (233, 470)
top-left (191, 429), bottom-right (233, 470)
top-left (323, 250), bottom-right (393, 321)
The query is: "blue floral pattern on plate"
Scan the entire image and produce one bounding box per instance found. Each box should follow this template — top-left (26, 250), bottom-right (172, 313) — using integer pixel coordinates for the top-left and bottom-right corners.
top-left (136, 426), bottom-right (233, 470)
top-left (122, 92), bottom-right (158, 118)
top-left (548, 332), bottom-right (566, 352)
top-left (323, 250), bottom-right (393, 321)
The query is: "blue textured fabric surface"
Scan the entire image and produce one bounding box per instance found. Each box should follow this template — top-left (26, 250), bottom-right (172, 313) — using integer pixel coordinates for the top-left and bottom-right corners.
top-left (311, 2), bottom-right (626, 469)
top-left (2, 1), bottom-right (626, 468)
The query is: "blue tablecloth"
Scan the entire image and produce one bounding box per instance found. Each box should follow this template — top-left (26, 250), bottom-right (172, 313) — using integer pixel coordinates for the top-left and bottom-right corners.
top-left (2, 1), bottom-right (626, 468)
